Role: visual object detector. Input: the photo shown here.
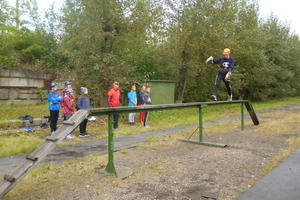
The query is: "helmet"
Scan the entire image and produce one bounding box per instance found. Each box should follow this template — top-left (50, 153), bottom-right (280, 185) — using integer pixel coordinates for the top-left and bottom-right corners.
top-left (80, 87), bottom-right (88, 93)
top-left (223, 48), bottom-right (231, 55)
top-left (50, 82), bottom-right (57, 88)
top-left (64, 81), bottom-right (72, 86)
top-left (65, 88), bottom-right (73, 94)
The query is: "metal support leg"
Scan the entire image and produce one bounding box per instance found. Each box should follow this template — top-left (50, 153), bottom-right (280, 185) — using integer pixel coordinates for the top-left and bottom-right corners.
top-left (199, 105), bottom-right (204, 142)
top-left (241, 103), bottom-right (244, 131)
top-left (178, 105), bottom-right (227, 148)
top-left (105, 113), bottom-right (116, 175)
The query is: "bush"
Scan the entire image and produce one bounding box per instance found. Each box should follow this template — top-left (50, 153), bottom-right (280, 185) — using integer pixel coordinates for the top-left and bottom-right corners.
top-left (22, 44), bottom-right (47, 60)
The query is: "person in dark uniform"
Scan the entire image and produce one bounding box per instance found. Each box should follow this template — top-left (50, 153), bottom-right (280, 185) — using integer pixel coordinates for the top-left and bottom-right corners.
top-left (206, 48), bottom-right (234, 101)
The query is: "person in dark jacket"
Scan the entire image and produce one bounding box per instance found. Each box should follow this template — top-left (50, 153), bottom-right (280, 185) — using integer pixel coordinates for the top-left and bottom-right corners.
top-left (48, 82), bottom-right (63, 135)
top-left (143, 86), bottom-right (151, 128)
top-left (206, 48), bottom-right (234, 101)
top-left (107, 82), bottom-right (121, 129)
top-left (139, 85), bottom-right (146, 124)
top-left (77, 87), bottom-right (91, 137)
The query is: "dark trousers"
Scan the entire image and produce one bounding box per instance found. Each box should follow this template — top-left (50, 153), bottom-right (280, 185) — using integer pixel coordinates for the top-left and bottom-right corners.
top-left (80, 119), bottom-right (88, 133)
top-left (214, 71), bottom-right (232, 97)
top-left (113, 114), bottom-right (119, 129)
top-left (143, 112), bottom-right (150, 126)
top-left (50, 110), bottom-right (59, 132)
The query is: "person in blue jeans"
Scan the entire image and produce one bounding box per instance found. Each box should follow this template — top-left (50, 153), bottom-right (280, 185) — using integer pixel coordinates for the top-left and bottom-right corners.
top-left (48, 82), bottom-right (63, 135)
top-left (77, 87), bottom-right (91, 137)
top-left (206, 48), bottom-right (234, 101)
top-left (127, 84), bottom-right (137, 125)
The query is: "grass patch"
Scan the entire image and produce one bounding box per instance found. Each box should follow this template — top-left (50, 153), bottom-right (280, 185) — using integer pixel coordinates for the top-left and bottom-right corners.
top-left (263, 137), bottom-right (300, 173)
top-left (0, 136), bottom-right (44, 157)
top-left (0, 104), bottom-right (48, 121)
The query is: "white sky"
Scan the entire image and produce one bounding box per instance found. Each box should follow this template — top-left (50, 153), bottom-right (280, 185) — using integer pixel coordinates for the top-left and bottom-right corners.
top-left (7, 0), bottom-right (300, 35)
top-left (258, 0), bottom-right (300, 35)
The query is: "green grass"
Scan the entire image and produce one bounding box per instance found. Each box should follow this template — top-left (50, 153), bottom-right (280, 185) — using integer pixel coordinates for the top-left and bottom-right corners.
top-left (0, 96), bottom-right (299, 158)
top-left (0, 136), bottom-right (44, 157)
top-left (0, 104), bottom-right (48, 121)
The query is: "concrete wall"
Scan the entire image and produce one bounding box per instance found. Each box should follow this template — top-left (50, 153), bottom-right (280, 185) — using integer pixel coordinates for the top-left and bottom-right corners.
top-left (0, 68), bottom-right (52, 105)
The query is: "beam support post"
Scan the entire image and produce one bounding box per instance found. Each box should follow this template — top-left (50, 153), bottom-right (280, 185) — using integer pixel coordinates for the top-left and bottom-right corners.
top-left (105, 113), bottom-right (116, 175)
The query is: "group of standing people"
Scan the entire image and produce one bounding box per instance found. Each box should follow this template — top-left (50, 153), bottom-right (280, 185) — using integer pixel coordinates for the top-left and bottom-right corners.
top-left (48, 81), bottom-right (90, 139)
top-left (107, 82), bottom-right (152, 130)
top-left (48, 81), bottom-right (152, 139)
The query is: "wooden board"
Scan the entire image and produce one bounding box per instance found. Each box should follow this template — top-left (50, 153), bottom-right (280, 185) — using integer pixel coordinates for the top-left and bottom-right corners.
top-left (0, 110), bottom-right (89, 198)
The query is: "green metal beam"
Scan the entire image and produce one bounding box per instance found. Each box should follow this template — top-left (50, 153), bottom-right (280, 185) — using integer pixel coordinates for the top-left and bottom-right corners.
top-left (89, 100), bottom-right (250, 115)
top-left (178, 139), bottom-right (227, 148)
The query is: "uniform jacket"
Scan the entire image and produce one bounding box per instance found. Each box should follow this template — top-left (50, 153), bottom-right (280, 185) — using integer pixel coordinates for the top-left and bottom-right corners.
top-left (77, 95), bottom-right (90, 110)
top-left (62, 95), bottom-right (76, 114)
top-left (212, 56), bottom-right (234, 73)
top-left (107, 88), bottom-right (121, 107)
top-left (127, 91), bottom-right (137, 107)
top-left (48, 91), bottom-right (63, 111)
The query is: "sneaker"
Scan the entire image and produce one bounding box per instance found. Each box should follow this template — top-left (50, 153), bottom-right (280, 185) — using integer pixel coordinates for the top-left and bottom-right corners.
top-left (66, 134), bottom-right (73, 140)
top-left (211, 95), bottom-right (217, 101)
top-left (144, 125), bottom-right (150, 128)
top-left (79, 133), bottom-right (90, 138)
top-left (51, 131), bottom-right (57, 136)
top-left (227, 95), bottom-right (233, 101)
top-left (88, 116), bottom-right (96, 121)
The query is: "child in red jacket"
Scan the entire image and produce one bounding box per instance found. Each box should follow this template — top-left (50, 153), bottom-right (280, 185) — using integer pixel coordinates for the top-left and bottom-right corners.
top-left (62, 88), bottom-right (76, 120)
top-left (62, 88), bottom-right (76, 139)
top-left (107, 81), bottom-right (121, 129)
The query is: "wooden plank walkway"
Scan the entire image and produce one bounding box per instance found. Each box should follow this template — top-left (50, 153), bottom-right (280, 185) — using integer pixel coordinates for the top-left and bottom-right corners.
top-left (0, 110), bottom-right (89, 199)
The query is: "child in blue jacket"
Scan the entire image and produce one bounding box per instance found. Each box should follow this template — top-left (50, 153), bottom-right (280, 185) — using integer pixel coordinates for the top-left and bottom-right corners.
top-left (48, 82), bottom-right (63, 135)
top-left (127, 84), bottom-right (137, 125)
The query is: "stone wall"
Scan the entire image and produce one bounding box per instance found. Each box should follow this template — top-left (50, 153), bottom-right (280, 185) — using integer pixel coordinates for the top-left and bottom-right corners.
top-left (0, 68), bottom-right (53, 105)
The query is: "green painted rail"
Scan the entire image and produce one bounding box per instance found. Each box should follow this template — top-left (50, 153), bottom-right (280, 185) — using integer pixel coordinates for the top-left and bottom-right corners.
top-left (90, 100), bottom-right (259, 175)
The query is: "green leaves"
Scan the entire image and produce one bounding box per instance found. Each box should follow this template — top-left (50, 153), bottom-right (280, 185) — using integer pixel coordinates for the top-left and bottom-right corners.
top-left (1, 0), bottom-right (300, 102)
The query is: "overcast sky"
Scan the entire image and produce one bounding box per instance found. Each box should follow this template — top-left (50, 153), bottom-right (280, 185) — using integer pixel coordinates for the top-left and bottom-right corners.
top-left (259, 0), bottom-right (300, 35)
top-left (7, 0), bottom-right (300, 35)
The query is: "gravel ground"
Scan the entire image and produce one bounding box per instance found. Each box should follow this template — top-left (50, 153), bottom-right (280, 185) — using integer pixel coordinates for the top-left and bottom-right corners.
top-left (3, 105), bottom-right (300, 200)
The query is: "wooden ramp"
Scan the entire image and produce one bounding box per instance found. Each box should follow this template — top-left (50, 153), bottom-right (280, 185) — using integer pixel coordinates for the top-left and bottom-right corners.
top-left (0, 110), bottom-right (89, 199)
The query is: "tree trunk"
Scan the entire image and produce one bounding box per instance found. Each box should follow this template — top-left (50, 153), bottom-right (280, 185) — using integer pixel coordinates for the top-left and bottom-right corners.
top-left (15, 0), bottom-right (20, 29)
top-left (176, 50), bottom-right (189, 103)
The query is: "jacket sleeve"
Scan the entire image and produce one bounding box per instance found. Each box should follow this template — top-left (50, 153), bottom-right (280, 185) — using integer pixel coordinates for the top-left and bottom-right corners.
top-left (48, 94), bottom-right (62, 104)
top-left (212, 57), bottom-right (221, 64)
top-left (77, 97), bottom-right (82, 110)
top-left (107, 90), bottom-right (112, 107)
